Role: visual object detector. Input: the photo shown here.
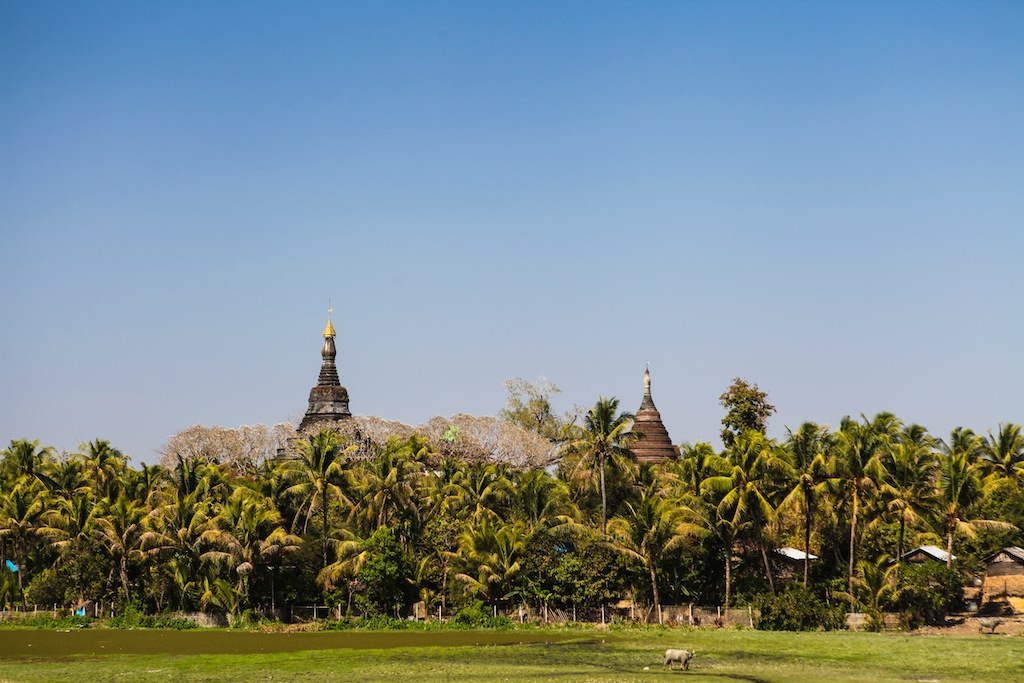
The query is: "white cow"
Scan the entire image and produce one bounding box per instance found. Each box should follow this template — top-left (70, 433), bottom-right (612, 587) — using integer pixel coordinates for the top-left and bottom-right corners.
top-left (663, 648), bottom-right (695, 671)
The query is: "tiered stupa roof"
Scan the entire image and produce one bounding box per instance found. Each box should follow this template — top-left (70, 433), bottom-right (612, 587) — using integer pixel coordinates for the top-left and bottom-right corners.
top-left (630, 367), bottom-right (680, 463)
top-left (298, 312), bottom-right (352, 433)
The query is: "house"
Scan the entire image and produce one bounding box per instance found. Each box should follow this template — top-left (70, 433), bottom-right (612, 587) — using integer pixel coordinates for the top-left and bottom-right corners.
top-left (983, 546), bottom-right (1024, 612)
top-left (772, 547), bottom-right (817, 582)
top-left (902, 545), bottom-right (954, 564)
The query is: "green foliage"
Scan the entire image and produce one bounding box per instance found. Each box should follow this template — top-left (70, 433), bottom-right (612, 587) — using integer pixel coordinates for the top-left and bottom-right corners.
top-left (894, 563), bottom-right (964, 628)
top-left (719, 378), bottom-right (776, 447)
top-left (108, 602), bottom-right (198, 629)
top-left (499, 378), bottom-right (565, 441)
top-left (753, 584), bottom-right (846, 631)
top-left (453, 600), bottom-right (513, 628)
top-left (353, 526), bottom-right (413, 617)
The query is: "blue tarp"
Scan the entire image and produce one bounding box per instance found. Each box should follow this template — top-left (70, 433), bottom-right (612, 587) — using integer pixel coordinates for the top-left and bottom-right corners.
top-left (4, 559), bottom-right (18, 572)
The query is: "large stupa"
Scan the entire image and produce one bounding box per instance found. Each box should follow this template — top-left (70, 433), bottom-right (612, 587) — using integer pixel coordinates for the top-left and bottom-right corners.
top-left (298, 313), bottom-right (352, 434)
top-left (630, 367), bottom-right (680, 463)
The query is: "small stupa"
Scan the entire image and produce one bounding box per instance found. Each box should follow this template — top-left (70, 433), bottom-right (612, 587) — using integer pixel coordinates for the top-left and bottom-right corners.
top-left (298, 311), bottom-right (352, 434)
top-left (630, 366), bottom-right (680, 463)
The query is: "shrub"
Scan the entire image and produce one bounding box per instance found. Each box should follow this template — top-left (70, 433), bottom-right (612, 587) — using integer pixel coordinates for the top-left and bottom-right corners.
top-left (895, 563), bottom-right (964, 628)
top-left (753, 584), bottom-right (846, 631)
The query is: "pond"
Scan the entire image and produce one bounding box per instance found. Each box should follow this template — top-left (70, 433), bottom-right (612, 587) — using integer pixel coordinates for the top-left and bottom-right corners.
top-left (0, 629), bottom-right (580, 658)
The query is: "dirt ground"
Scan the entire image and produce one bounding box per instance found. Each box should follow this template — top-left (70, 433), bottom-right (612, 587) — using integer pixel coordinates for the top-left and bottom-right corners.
top-left (916, 614), bottom-right (1023, 636)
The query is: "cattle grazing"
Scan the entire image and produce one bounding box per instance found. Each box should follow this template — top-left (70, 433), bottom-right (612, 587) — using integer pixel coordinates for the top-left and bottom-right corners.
top-left (663, 649), bottom-right (695, 671)
top-left (977, 617), bottom-right (1003, 634)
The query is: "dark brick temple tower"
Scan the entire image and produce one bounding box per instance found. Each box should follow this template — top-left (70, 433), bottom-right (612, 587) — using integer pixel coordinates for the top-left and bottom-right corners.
top-left (630, 366), bottom-right (680, 463)
top-left (298, 313), bottom-right (352, 433)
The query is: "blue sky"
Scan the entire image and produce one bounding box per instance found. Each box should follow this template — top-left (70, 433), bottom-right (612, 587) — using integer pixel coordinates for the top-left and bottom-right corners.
top-left (2, 1), bottom-right (1021, 464)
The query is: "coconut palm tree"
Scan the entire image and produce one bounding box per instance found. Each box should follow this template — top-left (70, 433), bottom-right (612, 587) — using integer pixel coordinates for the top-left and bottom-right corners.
top-left (0, 477), bottom-right (58, 602)
top-left (980, 423), bottom-right (1024, 488)
top-left (560, 397), bottom-right (638, 537)
top-left (510, 467), bottom-right (578, 532)
top-left (350, 437), bottom-right (426, 546)
top-left (935, 428), bottom-right (1014, 568)
top-left (781, 422), bottom-right (835, 585)
top-left (454, 517), bottom-right (529, 610)
top-left (0, 440), bottom-right (54, 483)
top-left (202, 488), bottom-right (301, 609)
top-left (880, 426), bottom-right (938, 568)
top-left (92, 495), bottom-right (145, 603)
top-left (448, 462), bottom-right (513, 523)
top-left (139, 487), bottom-right (213, 610)
top-left (607, 489), bottom-right (688, 622)
top-left (80, 439), bottom-right (127, 501)
top-left (836, 412), bottom-right (898, 600)
top-left (702, 430), bottom-right (792, 595)
top-left (279, 429), bottom-right (356, 569)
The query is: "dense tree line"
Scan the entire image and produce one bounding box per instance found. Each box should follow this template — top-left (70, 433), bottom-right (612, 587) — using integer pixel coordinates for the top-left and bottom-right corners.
top-left (2, 382), bottom-right (1021, 627)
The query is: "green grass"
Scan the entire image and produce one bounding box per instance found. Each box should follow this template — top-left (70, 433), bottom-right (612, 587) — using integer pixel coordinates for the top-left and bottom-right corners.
top-left (0, 628), bottom-right (1021, 683)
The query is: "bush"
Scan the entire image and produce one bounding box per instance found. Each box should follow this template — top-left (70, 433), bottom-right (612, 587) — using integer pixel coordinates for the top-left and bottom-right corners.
top-left (895, 563), bottom-right (964, 628)
top-left (453, 601), bottom-right (512, 629)
top-left (753, 584), bottom-right (846, 631)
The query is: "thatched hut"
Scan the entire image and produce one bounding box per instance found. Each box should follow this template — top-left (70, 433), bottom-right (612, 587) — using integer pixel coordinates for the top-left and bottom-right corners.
top-left (983, 546), bottom-right (1024, 612)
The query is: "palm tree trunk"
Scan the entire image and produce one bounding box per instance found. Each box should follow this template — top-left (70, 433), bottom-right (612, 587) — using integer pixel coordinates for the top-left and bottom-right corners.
top-left (803, 501), bottom-right (812, 587)
top-left (724, 546), bottom-right (732, 614)
top-left (599, 453), bottom-right (607, 537)
top-left (759, 539), bottom-right (776, 595)
top-left (848, 487), bottom-right (858, 605)
top-left (946, 524), bottom-right (955, 569)
top-left (321, 488), bottom-right (330, 569)
top-left (648, 559), bottom-right (661, 624)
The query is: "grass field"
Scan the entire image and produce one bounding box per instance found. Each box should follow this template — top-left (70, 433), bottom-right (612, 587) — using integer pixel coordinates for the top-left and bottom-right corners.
top-left (0, 627), bottom-right (1021, 683)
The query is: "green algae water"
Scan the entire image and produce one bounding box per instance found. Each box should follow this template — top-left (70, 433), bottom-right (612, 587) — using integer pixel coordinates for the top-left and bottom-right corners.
top-left (0, 629), bottom-right (577, 658)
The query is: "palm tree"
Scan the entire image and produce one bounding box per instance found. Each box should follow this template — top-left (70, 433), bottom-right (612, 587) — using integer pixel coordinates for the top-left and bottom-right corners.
top-left (980, 423), bottom-right (1024, 488)
top-left (511, 467), bottom-right (578, 532)
top-left (1, 440), bottom-right (54, 482)
top-left (202, 488), bottom-right (301, 609)
top-left (0, 477), bottom-right (58, 602)
top-left (350, 437), bottom-right (426, 546)
top-left (781, 422), bottom-right (835, 586)
top-left (92, 495), bottom-right (145, 603)
top-left (880, 426), bottom-right (938, 568)
top-left (139, 488), bottom-right (213, 610)
top-left (836, 412), bottom-right (897, 600)
top-left (454, 517), bottom-right (529, 610)
top-left (702, 430), bottom-right (792, 595)
top-left (607, 489), bottom-right (688, 623)
top-left (935, 428), bottom-right (1014, 567)
top-left (80, 439), bottom-right (126, 501)
top-left (279, 429), bottom-right (355, 569)
top-left (448, 462), bottom-right (513, 523)
top-left (561, 397), bottom-right (638, 537)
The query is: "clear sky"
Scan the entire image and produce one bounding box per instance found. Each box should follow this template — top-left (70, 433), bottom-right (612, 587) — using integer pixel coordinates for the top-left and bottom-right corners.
top-left (2, 1), bottom-right (1021, 464)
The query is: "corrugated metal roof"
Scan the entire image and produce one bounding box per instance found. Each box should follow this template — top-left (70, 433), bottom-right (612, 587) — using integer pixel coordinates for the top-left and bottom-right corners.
top-left (776, 547), bottom-right (817, 561)
top-left (903, 545), bottom-right (954, 562)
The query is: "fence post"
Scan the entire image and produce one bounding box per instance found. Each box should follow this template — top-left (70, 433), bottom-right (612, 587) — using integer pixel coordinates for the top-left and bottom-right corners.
top-left (657, 604), bottom-right (663, 625)
top-left (601, 604), bottom-right (605, 625)
top-left (688, 603), bottom-right (693, 626)
top-left (748, 605), bottom-right (753, 628)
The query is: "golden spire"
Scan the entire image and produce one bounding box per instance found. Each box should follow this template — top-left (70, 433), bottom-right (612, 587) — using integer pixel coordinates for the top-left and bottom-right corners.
top-left (323, 303), bottom-right (336, 339)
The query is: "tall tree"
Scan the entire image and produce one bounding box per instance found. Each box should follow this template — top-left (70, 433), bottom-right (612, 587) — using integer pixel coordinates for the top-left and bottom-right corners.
top-left (80, 439), bottom-right (126, 501)
top-left (0, 477), bottom-right (58, 602)
top-left (499, 377), bottom-right (567, 441)
top-left (280, 430), bottom-right (355, 569)
top-left (607, 489), bottom-right (688, 621)
top-left (781, 422), bottom-right (835, 586)
top-left (703, 430), bottom-right (792, 595)
top-left (880, 426), bottom-right (938, 568)
top-left (936, 428), bottom-right (1014, 568)
top-left (836, 412), bottom-right (897, 601)
top-left (980, 423), bottom-right (1024, 488)
top-left (561, 397), bottom-right (638, 537)
top-left (719, 378), bottom-right (776, 447)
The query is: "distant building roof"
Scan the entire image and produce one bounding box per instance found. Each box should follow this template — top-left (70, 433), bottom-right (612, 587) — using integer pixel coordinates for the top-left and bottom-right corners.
top-left (902, 545), bottom-right (954, 563)
top-left (985, 546), bottom-right (1024, 565)
top-left (776, 547), bottom-right (818, 561)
